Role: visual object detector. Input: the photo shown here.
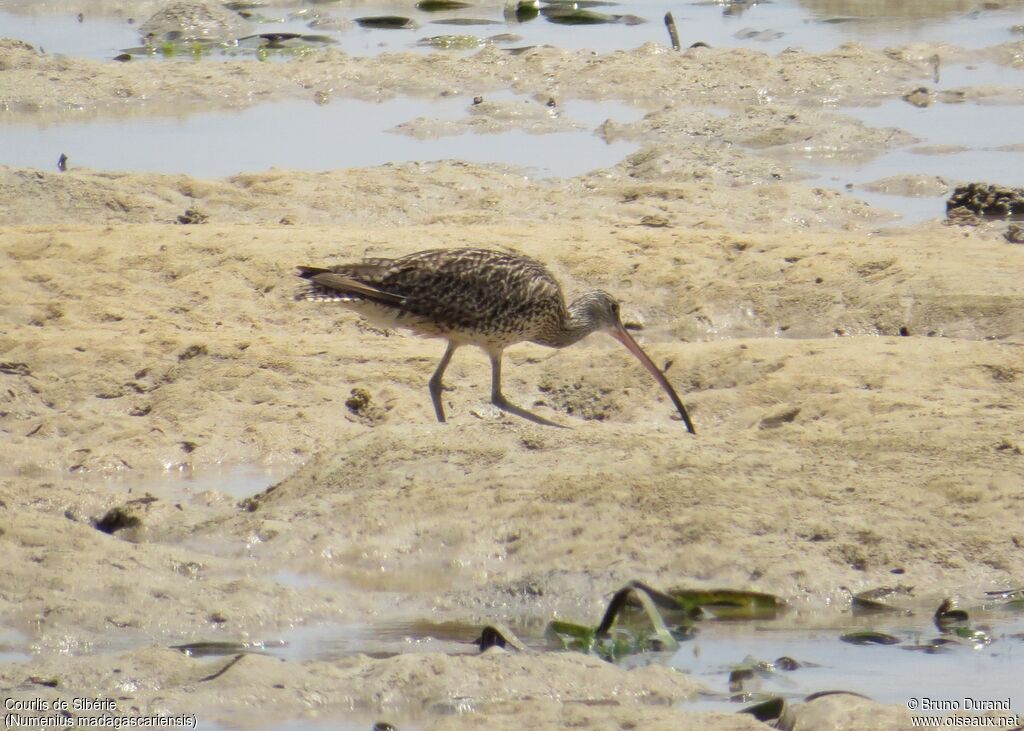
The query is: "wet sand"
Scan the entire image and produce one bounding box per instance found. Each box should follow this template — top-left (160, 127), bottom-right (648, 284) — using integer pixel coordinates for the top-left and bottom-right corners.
top-left (2, 5), bottom-right (1024, 730)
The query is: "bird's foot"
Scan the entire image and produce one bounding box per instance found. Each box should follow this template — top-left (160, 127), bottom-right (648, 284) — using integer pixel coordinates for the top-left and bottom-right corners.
top-left (491, 393), bottom-right (567, 428)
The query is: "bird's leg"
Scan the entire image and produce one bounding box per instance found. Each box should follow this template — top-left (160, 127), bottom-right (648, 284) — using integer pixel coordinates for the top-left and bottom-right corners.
top-left (429, 342), bottom-right (457, 423)
top-left (489, 352), bottom-right (566, 428)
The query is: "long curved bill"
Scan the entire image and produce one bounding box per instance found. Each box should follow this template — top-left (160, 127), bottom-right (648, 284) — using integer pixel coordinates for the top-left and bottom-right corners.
top-left (610, 323), bottom-right (696, 434)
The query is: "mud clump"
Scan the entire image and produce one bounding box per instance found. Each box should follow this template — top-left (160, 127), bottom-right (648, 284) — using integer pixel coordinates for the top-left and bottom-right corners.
top-left (93, 506), bottom-right (142, 535)
top-left (177, 207), bottom-right (209, 225)
top-left (345, 387), bottom-right (388, 424)
top-left (946, 183), bottom-right (1024, 218)
top-left (345, 388), bottom-right (372, 413)
top-left (139, 1), bottom-right (251, 43)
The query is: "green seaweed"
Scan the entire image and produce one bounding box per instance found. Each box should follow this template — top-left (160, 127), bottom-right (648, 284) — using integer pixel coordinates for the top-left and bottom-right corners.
top-left (417, 0), bottom-right (473, 9)
top-left (839, 631), bottom-right (901, 645)
top-left (171, 641), bottom-right (269, 657)
top-left (850, 587), bottom-right (914, 616)
top-left (665, 586), bottom-right (787, 620)
top-left (740, 696), bottom-right (786, 722)
top-left (545, 583), bottom-right (685, 661)
top-left (355, 16), bottom-right (415, 29)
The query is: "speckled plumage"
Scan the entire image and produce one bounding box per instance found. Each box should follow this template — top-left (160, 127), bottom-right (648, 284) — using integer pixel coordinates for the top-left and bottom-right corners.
top-left (296, 247), bottom-right (695, 432)
top-left (297, 248), bottom-right (567, 349)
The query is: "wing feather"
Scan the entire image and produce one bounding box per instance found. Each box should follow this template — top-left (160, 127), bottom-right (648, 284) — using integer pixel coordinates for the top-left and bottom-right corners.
top-left (307, 272), bottom-right (406, 307)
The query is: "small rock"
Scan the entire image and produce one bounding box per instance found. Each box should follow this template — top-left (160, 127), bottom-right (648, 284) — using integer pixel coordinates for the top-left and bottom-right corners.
top-left (0, 362), bottom-right (32, 376)
top-left (995, 440), bottom-right (1022, 455)
top-left (759, 405), bottom-right (800, 429)
top-left (345, 387), bottom-right (372, 414)
top-left (93, 507), bottom-right (142, 535)
top-left (177, 207), bottom-right (208, 224)
top-left (860, 175), bottom-right (948, 198)
top-left (639, 214), bottom-right (670, 227)
top-left (902, 86), bottom-right (933, 108)
top-left (178, 344), bottom-right (207, 361)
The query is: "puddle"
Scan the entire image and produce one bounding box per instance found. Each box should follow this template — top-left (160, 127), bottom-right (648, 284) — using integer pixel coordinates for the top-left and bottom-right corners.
top-left (932, 60), bottom-right (1024, 91)
top-left (3, 462), bottom-right (290, 506)
top-left (269, 620), bottom-right (481, 661)
top-left (2, 0), bottom-right (1024, 60)
top-left (194, 605), bottom-right (1024, 716)
top-left (672, 614), bottom-right (1024, 714)
top-left (0, 94), bottom-right (641, 178)
top-left (9, 600), bottom-right (1022, 726)
top-left (0, 6), bottom-right (140, 58)
top-left (844, 97), bottom-right (1024, 152)
top-left (267, 570), bottom-right (333, 592)
top-left (792, 63), bottom-right (1024, 223)
top-left (0, 12), bottom-right (1020, 223)
top-left (0, 628), bottom-right (32, 664)
top-left (808, 146), bottom-right (1024, 224)
top-left (172, 609), bottom-right (1024, 731)
top-left (99, 462), bottom-right (293, 501)
top-left (3, 3), bottom-right (1024, 218)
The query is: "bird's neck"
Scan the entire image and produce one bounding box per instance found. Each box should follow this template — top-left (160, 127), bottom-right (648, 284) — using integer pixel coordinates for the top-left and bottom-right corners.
top-left (536, 295), bottom-right (600, 348)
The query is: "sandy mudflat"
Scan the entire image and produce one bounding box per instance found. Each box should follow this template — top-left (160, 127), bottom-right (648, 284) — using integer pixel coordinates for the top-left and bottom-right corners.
top-left (1, 8), bottom-right (1024, 730)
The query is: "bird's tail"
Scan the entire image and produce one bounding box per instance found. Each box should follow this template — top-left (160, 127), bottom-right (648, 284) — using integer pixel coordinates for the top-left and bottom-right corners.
top-left (294, 265), bottom-right (406, 307)
top-left (295, 266), bottom-right (340, 302)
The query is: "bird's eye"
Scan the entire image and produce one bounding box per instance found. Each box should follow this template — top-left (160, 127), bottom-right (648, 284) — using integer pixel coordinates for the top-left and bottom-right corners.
top-left (611, 302), bottom-right (620, 315)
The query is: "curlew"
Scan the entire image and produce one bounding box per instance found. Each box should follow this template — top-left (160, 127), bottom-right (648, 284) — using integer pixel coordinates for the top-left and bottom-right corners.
top-left (295, 247), bottom-right (695, 433)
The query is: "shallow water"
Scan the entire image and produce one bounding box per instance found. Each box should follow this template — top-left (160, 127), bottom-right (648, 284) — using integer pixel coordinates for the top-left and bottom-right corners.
top-left (271, 619), bottom-right (478, 661)
top-left (673, 615), bottom-right (1024, 713)
top-left (806, 75), bottom-right (1024, 222)
top-left (181, 609), bottom-right (1024, 725)
top-left (97, 461), bottom-right (292, 500)
top-left (0, 628), bottom-right (32, 664)
top-left (1, 94), bottom-right (641, 178)
top-left (204, 595), bottom-right (1024, 706)
top-left (2, 0), bottom-right (1023, 59)
top-left (0, 7), bottom-right (138, 58)
top-left (7, 603), bottom-right (1021, 727)
top-left (2, 1), bottom-right (1024, 220)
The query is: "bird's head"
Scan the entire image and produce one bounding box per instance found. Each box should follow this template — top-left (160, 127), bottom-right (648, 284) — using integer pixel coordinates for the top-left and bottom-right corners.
top-left (571, 290), bottom-right (625, 332)
top-left (568, 290), bottom-right (696, 434)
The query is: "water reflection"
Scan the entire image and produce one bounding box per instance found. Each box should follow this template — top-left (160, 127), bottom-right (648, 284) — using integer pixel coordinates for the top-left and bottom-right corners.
top-left (2, 0), bottom-right (1024, 59)
top-left (675, 614), bottom-right (1024, 712)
